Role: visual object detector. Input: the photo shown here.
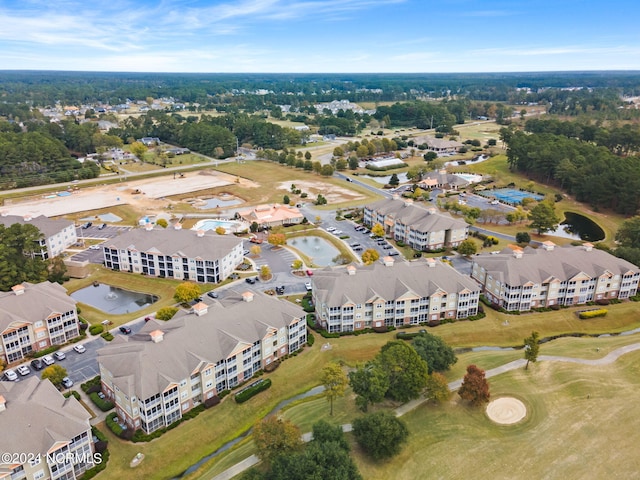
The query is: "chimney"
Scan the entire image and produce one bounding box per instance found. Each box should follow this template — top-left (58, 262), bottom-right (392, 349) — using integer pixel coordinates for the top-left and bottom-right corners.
top-left (193, 302), bottom-right (208, 316)
top-left (0, 395), bottom-right (5, 413)
top-left (196, 229), bottom-right (205, 238)
top-left (242, 291), bottom-right (254, 302)
top-left (426, 258), bottom-right (436, 268)
top-left (541, 241), bottom-right (555, 251)
top-left (513, 249), bottom-right (523, 259)
top-left (346, 265), bottom-right (356, 275)
top-left (382, 256), bottom-right (394, 267)
top-left (426, 207), bottom-right (437, 215)
top-left (11, 284), bottom-right (25, 296)
top-left (23, 215), bottom-right (32, 222)
top-left (150, 330), bottom-right (164, 343)
top-left (145, 223), bottom-right (154, 231)
top-left (391, 193), bottom-right (400, 201)
top-left (583, 242), bottom-right (594, 252)
top-left (174, 223), bottom-right (182, 230)
top-left (403, 199), bottom-right (414, 206)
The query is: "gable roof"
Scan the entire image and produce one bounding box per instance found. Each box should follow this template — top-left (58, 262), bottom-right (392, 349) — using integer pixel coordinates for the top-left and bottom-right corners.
top-left (365, 198), bottom-right (468, 232)
top-left (0, 214), bottom-right (74, 238)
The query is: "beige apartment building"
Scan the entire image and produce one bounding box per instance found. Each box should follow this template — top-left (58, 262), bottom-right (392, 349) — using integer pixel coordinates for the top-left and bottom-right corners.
top-left (0, 377), bottom-right (97, 480)
top-left (0, 282), bottom-right (80, 365)
top-left (363, 197), bottom-right (468, 251)
top-left (0, 214), bottom-right (77, 260)
top-left (103, 225), bottom-right (244, 284)
top-left (97, 290), bottom-right (307, 434)
top-left (471, 243), bottom-right (640, 311)
top-left (312, 257), bottom-right (480, 333)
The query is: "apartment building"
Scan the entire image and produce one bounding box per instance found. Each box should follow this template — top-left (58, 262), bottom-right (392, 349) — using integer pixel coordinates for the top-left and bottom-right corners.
top-left (103, 225), bottom-right (243, 283)
top-left (0, 377), bottom-right (97, 480)
top-left (363, 197), bottom-right (468, 251)
top-left (312, 257), bottom-right (480, 333)
top-left (0, 214), bottom-right (77, 260)
top-left (0, 282), bottom-right (80, 364)
top-left (97, 290), bottom-right (307, 434)
top-left (471, 243), bottom-right (640, 311)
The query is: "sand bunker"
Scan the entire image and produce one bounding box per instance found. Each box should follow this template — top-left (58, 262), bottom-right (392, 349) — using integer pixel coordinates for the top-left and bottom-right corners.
top-left (486, 397), bottom-right (527, 425)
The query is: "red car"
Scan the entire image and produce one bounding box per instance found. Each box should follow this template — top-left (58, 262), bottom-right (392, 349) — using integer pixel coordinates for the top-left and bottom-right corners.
top-left (306, 270), bottom-right (313, 276)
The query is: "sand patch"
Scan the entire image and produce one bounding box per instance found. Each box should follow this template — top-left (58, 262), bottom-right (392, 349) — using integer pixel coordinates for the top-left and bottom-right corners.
top-left (486, 397), bottom-right (527, 425)
top-left (276, 180), bottom-right (365, 203)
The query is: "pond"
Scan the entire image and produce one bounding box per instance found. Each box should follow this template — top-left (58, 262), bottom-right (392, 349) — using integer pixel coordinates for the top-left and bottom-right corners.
top-left (361, 172), bottom-right (409, 184)
top-left (71, 284), bottom-right (158, 314)
top-left (197, 197), bottom-right (242, 209)
top-left (548, 212), bottom-right (605, 242)
top-left (286, 236), bottom-right (342, 266)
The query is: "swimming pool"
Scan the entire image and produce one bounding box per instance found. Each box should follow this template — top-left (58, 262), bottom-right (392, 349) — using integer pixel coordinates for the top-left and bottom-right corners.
top-left (193, 219), bottom-right (248, 233)
top-left (453, 173), bottom-right (483, 183)
top-left (479, 188), bottom-right (544, 205)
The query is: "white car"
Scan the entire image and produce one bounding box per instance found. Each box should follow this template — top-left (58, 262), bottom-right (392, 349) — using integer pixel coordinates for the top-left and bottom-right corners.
top-left (17, 365), bottom-right (31, 376)
top-left (4, 369), bottom-right (18, 381)
top-left (89, 245), bottom-right (101, 250)
top-left (490, 200), bottom-right (499, 205)
top-left (54, 351), bottom-right (66, 361)
top-left (305, 282), bottom-right (312, 291)
top-left (73, 344), bottom-right (86, 354)
top-left (326, 227), bottom-right (336, 232)
top-left (61, 377), bottom-right (74, 389)
top-left (42, 355), bottom-right (55, 366)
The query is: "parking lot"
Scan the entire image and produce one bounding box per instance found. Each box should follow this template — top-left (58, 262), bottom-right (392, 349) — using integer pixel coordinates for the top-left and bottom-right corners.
top-left (69, 224), bottom-right (131, 263)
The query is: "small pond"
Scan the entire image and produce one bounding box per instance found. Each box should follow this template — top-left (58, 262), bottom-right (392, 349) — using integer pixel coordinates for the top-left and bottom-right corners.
top-left (71, 284), bottom-right (158, 314)
top-left (548, 212), bottom-right (605, 242)
top-left (361, 172), bottom-right (409, 185)
top-left (286, 236), bottom-right (342, 266)
top-left (197, 197), bottom-right (242, 209)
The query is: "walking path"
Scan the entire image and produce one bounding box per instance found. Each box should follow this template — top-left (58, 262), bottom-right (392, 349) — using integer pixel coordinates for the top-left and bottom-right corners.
top-left (211, 342), bottom-right (640, 480)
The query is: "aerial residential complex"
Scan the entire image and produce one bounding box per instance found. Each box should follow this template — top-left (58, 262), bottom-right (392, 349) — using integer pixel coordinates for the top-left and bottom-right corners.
top-left (363, 197), bottom-right (469, 251)
top-left (102, 226), bottom-right (244, 283)
top-left (0, 214), bottom-right (77, 260)
top-left (471, 243), bottom-right (640, 311)
top-left (97, 290), bottom-right (307, 434)
top-left (0, 377), bottom-right (96, 480)
top-left (0, 282), bottom-right (80, 364)
top-left (312, 257), bottom-right (480, 333)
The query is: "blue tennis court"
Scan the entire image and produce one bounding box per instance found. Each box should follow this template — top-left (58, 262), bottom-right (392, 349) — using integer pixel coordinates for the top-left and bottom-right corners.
top-left (479, 188), bottom-right (543, 205)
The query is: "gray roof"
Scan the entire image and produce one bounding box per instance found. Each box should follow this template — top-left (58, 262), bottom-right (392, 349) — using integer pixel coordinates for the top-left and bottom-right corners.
top-left (0, 282), bottom-right (76, 333)
top-left (97, 290), bottom-right (303, 400)
top-left (104, 227), bottom-right (242, 258)
top-left (313, 259), bottom-right (480, 307)
top-left (0, 377), bottom-right (91, 456)
top-left (419, 170), bottom-right (468, 187)
top-left (0, 214), bottom-right (73, 238)
top-left (473, 245), bottom-right (639, 286)
top-left (366, 198), bottom-right (468, 232)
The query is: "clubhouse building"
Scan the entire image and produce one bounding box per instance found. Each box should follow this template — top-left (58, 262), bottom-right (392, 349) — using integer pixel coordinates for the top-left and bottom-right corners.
top-left (471, 243), bottom-right (640, 311)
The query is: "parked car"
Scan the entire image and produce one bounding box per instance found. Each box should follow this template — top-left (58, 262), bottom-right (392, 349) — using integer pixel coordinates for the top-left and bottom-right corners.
top-left (326, 227), bottom-right (336, 232)
top-left (350, 243), bottom-right (361, 248)
top-left (42, 355), bottom-right (55, 366)
top-left (333, 230), bottom-right (343, 235)
top-left (144, 316), bottom-right (153, 322)
top-left (275, 285), bottom-right (285, 294)
top-left (389, 251), bottom-right (400, 256)
top-left (73, 344), bottom-right (86, 354)
top-left (245, 277), bottom-right (255, 284)
top-left (305, 282), bottom-right (312, 291)
top-left (383, 244), bottom-right (394, 249)
top-left (306, 270), bottom-right (314, 276)
top-left (30, 359), bottom-right (44, 371)
top-left (89, 244), bottom-right (101, 250)
top-left (17, 365), bottom-right (31, 376)
top-left (243, 250), bottom-right (251, 256)
top-left (98, 223), bottom-right (107, 230)
top-left (354, 246), bottom-right (363, 251)
top-left (207, 291), bottom-right (218, 299)
top-left (119, 326), bottom-right (132, 334)
top-left (4, 369), bottom-right (18, 381)
top-left (54, 351), bottom-right (66, 361)
top-left (61, 377), bottom-right (74, 389)
top-left (81, 222), bottom-right (92, 229)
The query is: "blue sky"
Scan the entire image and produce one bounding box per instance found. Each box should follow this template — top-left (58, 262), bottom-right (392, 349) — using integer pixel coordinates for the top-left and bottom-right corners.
top-left (1, 0), bottom-right (639, 72)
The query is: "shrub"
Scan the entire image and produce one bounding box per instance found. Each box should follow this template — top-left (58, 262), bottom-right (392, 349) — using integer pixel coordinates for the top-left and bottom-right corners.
top-left (81, 376), bottom-right (102, 393)
top-left (235, 378), bottom-right (272, 403)
top-left (101, 332), bottom-right (114, 341)
top-left (307, 332), bottom-right (315, 347)
top-left (89, 324), bottom-right (104, 335)
top-left (89, 392), bottom-right (114, 411)
top-left (204, 395), bottom-right (221, 408)
top-left (106, 412), bottom-right (124, 437)
top-left (579, 308), bottom-right (608, 319)
top-left (32, 345), bottom-right (61, 358)
top-left (595, 299), bottom-right (610, 306)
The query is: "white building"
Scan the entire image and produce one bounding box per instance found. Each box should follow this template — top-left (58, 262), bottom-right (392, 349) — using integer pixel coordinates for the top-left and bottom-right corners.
top-left (0, 214), bottom-right (77, 260)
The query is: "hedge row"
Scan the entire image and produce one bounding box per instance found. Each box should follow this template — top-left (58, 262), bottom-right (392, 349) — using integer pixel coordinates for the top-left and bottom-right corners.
top-left (63, 390), bottom-right (81, 401)
top-left (235, 378), bottom-right (272, 404)
top-left (579, 308), bottom-right (608, 319)
top-left (81, 376), bottom-right (102, 393)
top-left (82, 426), bottom-right (110, 480)
top-left (101, 331), bottom-right (114, 341)
top-left (32, 344), bottom-right (61, 358)
top-left (89, 324), bottom-right (104, 335)
top-left (89, 392), bottom-right (115, 411)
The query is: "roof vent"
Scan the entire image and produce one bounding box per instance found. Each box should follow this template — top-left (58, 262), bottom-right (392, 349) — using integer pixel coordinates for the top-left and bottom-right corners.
top-left (346, 265), bottom-right (357, 275)
top-left (150, 330), bottom-right (164, 343)
top-left (145, 223), bottom-right (154, 231)
top-left (11, 284), bottom-right (25, 296)
top-left (193, 302), bottom-right (208, 316)
top-left (174, 223), bottom-right (182, 230)
top-left (391, 193), bottom-right (400, 201)
top-left (426, 258), bottom-right (437, 268)
top-left (426, 207), bottom-right (437, 215)
top-left (403, 199), bottom-right (414, 206)
top-left (23, 215), bottom-right (32, 222)
top-left (541, 241), bottom-right (555, 251)
top-left (382, 256), bottom-right (394, 267)
top-left (513, 249), bottom-right (523, 259)
top-left (583, 242), bottom-right (594, 251)
top-left (242, 291), bottom-right (255, 302)
top-left (196, 229), bottom-right (205, 237)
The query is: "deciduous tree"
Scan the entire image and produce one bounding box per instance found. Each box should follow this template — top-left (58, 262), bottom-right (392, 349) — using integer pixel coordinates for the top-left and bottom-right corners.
top-left (457, 238), bottom-right (477, 257)
top-left (352, 411), bottom-right (409, 460)
top-left (361, 248), bottom-right (379, 265)
top-left (529, 200), bottom-right (560, 235)
top-left (425, 372), bottom-right (451, 403)
top-left (268, 233), bottom-right (286, 247)
top-left (253, 416), bottom-right (302, 466)
top-left (155, 306), bottom-right (178, 321)
top-left (458, 364), bottom-right (490, 406)
top-left (371, 223), bottom-right (385, 238)
top-left (378, 341), bottom-right (429, 402)
top-left (173, 282), bottom-right (201, 303)
top-left (524, 331), bottom-right (540, 370)
top-left (412, 331), bottom-right (457, 374)
top-left (320, 362), bottom-right (348, 416)
top-left (250, 245), bottom-right (261, 256)
top-left (42, 365), bottom-right (67, 389)
top-left (348, 361), bottom-right (389, 412)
